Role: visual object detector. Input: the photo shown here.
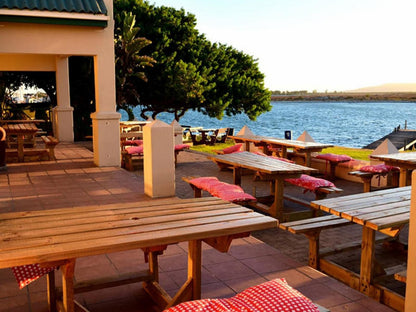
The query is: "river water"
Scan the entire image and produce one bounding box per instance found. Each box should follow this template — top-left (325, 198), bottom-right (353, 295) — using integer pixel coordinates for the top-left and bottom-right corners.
top-left (122, 101), bottom-right (416, 148)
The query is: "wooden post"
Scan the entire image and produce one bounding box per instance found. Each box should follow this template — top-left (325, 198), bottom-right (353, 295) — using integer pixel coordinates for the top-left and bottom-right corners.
top-left (188, 240), bottom-right (202, 300)
top-left (61, 259), bottom-right (76, 312)
top-left (359, 227), bottom-right (375, 296)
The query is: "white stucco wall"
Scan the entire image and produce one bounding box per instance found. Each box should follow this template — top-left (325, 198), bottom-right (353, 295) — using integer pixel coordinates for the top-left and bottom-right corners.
top-left (0, 0), bottom-right (120, 166)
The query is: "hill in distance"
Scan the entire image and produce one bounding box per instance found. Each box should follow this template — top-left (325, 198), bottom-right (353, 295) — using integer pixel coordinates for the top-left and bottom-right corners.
top-left (348, 83), bottom-right (416, 93)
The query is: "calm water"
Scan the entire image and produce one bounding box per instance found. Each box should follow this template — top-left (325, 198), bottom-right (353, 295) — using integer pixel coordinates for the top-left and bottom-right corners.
top-left (122, 101), bottom-right (416, 148)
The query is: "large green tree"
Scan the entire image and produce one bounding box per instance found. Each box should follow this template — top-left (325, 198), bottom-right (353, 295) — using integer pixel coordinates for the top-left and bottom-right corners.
top-left (114, 0), bottom-right (271, 121)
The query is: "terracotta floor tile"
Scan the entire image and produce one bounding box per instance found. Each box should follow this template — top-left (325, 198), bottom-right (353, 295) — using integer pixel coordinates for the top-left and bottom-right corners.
top-left (204, 260), bottom-right (259, 281)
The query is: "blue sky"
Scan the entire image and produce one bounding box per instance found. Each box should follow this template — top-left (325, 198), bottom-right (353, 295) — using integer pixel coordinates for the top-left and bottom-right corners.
top-left (150, 0), bottom-right (416, 92)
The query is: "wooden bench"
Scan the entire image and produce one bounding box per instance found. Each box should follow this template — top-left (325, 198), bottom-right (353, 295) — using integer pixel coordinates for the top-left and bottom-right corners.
top-left (41, 136), bottom-right (59, 160)
top-left (182, 176), bottom-right (257, 206)
top-left (283, 174), bottom-right (343, 209)
top-left (349, 167), bottom-right (399, 193)
top-left (279, 215), bottom-right (351, 269)
top-left (5, 148), bottom-right (50, 162)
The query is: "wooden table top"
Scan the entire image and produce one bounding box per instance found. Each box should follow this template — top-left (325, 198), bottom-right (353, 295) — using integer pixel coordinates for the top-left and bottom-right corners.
top-left (311, 186), bottom-right (410, 233)
top-left (208, 151), bottom-right (316, 175)
top-left (3, 122), bottom-right (39, 134)
top-left (0, 197), bottom-right (277, 269)
top-left (370, 152), bottom-right (416, 165)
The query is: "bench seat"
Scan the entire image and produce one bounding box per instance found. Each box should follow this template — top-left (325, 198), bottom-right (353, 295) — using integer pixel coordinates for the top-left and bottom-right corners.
top-left (41, 135), bottom-right (59, 160)
top-left (182, 176), bottom-right (256, 205)
top-left (279, 215), bottom-right (351, 269)
top-left (284, 174), bottom-right (343, 208)
top-left (349, 164), bottom-right (399, 192)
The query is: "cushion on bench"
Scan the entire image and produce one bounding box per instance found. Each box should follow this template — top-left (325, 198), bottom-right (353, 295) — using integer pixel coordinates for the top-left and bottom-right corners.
top-left (188, 177), bottom-right (256, 203)
top-left (222, 143), bottom-right (243, 154)
top-left (12, 264), bottom-right (56, 289)
top-left (163, 278), bottom-right (319, 312)
top-left (122, 139), bottom-right (143, 146)
top-left (125, 145), bottom-right (144, 155)
top-left (285, 174), bottom-right (336, 192)
top-left (316, 153), bottom-right (352, 162)
top-left (359, 164), bottom-right (399, 173)
top-left (174, 143), bottom-right (191, 151)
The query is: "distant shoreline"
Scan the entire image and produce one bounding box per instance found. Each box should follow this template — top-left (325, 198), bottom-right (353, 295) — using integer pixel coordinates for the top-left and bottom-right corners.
top-left (271, 92), bottom-right (416, 102)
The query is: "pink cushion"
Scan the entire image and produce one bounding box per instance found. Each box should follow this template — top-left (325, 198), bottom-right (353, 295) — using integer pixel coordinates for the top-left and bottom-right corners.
top-left (125, 145), bottom-right (144, 155)
top-left (164, 278), bottom-right (319, 312)
top-left (285, 174), bottom-right (336, 192)
top-left (122, 139), bottom-right (143, 146)
top-left (316, 153), bottom-right (352, 162)
top-left (175, 144), bottom-right (191, 151)
top-left (189, 178), bottom-right (256, 203)
top-left (12, 264), bottom-right (56, 289)
top-left (210, 183), bottom-right (256, 203)
top-left (222, 143), bottom-right (242, 154)
top-left (360, 164), bottom-right (400, 173)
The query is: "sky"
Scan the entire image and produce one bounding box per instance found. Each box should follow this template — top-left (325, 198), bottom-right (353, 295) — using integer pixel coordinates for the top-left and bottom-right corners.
top-left (150, 0), bottom-right (416, 92)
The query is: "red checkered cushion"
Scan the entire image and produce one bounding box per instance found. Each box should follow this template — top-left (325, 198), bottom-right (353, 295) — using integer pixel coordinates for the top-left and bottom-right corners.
top-left (360, 164), bottom-right (399, 173)
top-left (222, 144), bottom-right (242, 154)
top-left (175, 144), bottom-right (191, 151)
top-left (210, 183), bottom-right (256, 203)
top-left (285, 174), bottom-right (335, 192)
top-left (12, 264), bottom-right (56, 289)
top-left (125, 145), bottom-right (144, 155)
top-left (122, 139), bottom-right (143, 146)
top-left (164, 278), bottom-right (319, 312)
top-left (316, 153), bottom-right (352, 162)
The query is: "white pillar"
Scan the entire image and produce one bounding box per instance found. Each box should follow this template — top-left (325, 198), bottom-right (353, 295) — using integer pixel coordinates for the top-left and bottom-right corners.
top-left (90, 112), bottom-right (121, 167)
top-left (54, 56), bottom-right (74, 142)
top-left (171, 119), bottom-right (183, 145)
top-left (405, 170), bottom-right (416, 310)
top-left (144, 120), bottom-right (175, 198)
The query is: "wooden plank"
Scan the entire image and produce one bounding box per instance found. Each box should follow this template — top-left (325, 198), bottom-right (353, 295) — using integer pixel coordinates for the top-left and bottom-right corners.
top-left (0, 205), bottom-right (247, 235)
top-left (0, 216), bottom-right (277, 268)
top-left (1, 211), bottom-right (263, 251)
top-left (285, 218), bottom-right (350, 234)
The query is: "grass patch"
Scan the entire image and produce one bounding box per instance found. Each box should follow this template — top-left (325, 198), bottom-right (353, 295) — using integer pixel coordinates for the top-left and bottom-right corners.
top-left (190, 140), bottom-right (374, 160)
top-left (321, 146), bottom-right (373, 161)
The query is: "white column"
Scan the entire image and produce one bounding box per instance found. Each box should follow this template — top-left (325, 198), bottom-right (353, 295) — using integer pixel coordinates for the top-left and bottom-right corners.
top-left (91, 111), bottom-right (121, 167)
top-left (405, 170), bottom-right (416, 310)
top-left (171, 119), bottom-right (183, 145)
top-left (143, 120), bottom-right (175, 198)
top-left (54, 56), bottom-right (74, 142)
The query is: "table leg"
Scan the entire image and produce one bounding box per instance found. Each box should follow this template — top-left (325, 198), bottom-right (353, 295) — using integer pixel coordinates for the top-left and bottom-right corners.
top-left (270, 178), bottom-right (284, 220)
top-left (17, 134), bottom-right (24, 162)
top-left (233, 167), bottom-right (242, 186)
top-left (281, 147), bottom-right (287, 159)
top-left (399, 168), bottom-right (408, 187)
top-left (305, 152), bottom-right (312, 167)
top-left (359, 227), bottom-right (375, 296)
top-left (188, 240), bottom-right (202, 300)
top-left (47, 270), bottom-right (57, 312)
top-left (61, 259), bottom-right (76, 312)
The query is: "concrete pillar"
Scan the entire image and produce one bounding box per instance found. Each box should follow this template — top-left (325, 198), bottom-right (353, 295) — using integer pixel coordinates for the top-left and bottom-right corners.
top-left (405, 170), bottom-right (416, 311)
top-left (171, 119), bottom-right (183, 145)
top-left (144, 120), bottom-right (175, 198)
top-left (54, 56), bottom-right (74, 142)
top-left (91, 111), bottom-right (121, 167)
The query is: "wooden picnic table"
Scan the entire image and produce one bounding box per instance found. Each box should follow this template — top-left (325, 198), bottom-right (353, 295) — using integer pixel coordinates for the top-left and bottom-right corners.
top-left (229, 135), bottom-right (333, 166)
top-left (370, 151), bottom-right (416, 186)
top-left (0, 197), bottom-right (277, 312)
top-left (2, 122), bottom-right (39, 161)
top-left (311, 186), bottom-right (410, 312)
top-left (208, 151), bottom-right (317, 219)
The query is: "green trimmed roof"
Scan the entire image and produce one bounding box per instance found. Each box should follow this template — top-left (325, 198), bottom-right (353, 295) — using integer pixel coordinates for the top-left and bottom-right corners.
top-left (0, 0), bottom-right (107, 14)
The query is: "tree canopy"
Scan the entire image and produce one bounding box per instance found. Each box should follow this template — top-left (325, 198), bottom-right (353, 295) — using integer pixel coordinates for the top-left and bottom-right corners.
top-left (114, 0), bottom-right (271, 121)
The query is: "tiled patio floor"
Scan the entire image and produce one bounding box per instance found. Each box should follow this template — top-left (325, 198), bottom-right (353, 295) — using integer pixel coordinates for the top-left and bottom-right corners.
top-left (0, 142), bottom-right (398, 311)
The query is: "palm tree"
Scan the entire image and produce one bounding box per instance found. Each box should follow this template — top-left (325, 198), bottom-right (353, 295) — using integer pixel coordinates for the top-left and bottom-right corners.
top-left (114, 12), bottom-right (156, 120)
